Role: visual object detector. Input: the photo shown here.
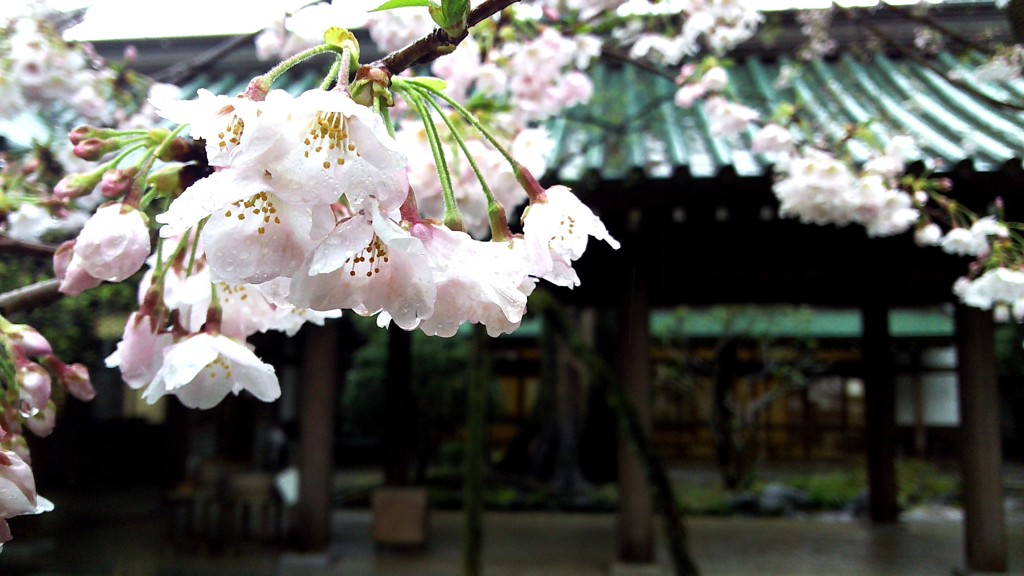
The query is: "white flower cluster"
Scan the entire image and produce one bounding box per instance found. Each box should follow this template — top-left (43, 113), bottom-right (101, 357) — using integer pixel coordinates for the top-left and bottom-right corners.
top-left (954, 267), bottom-right (1024, 319)
top-left (937, 216), bottom-right (1008, 257)
top-left (773, 149), bottom-right (918, 238)
top-left (89, 86), bottom-right (617, 411)
top-left (0, 15), bottom-right (114, 123)
top-left (624, 0), bottom-right (762, 64)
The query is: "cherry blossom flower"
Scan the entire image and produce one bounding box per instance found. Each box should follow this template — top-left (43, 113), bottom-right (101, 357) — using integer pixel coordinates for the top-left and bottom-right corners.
top-left (412, 224), bottom-right (535, 337)
top-left (751, 123), bottom-right (794, 155)
top-left (202, 190), bottom-right (335, 285)
top-left (23, 404), bottom-right (55, 438)
top-left (217, 282), bottom-right (281, 340)
top-left (941, 217), bottom-right (1006, 257)
top-left (290, 202), bottom-right (435, 330)
top-left (522, 185), bottom-right (621, 288)
top-left (152, 89), bottom-right (264, 167)
top-left (54, 240), bottom-right (103, 296)
top-left (105, 312), bottom-right (173, 390)
top-left (704, 96), bottom-right (758, 137)
top-left (941, 228), bottom-right (988, 257)
top-left (4, 324), bottom-right (52, 357)
top-left (255, 89), bottom-right (409, 210)
top-left (140, 333), bottom-right (280, 409)
top-left (954, 267), bottom-right (1024, 310)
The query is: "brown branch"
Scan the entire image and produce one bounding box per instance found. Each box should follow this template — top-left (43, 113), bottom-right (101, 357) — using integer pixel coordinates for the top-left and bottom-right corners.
top-left (600, 46), bottom-right (677, 80)
top-left (0, 279), bottom-right (62, 315)
top-left (375, 0), bottom-right (520, 74)
top-left (0, 238), bottom-right (58, 258)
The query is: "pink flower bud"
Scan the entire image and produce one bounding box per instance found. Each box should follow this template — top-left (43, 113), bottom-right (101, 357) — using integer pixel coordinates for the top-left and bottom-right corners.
top-left (57, 257), bottom-right (104, 296)
top-left (73, 203), bottom-right (150, 283)
top-left (24, 403), bottom-right (56, 438)
top-left (0, 449), bottom-right (38, 519)
top-left (52, 240), bottom-right (75, 280)
top-left (60, 363), bottom-right (95, 402)
top-left (38, 354), bottom-right (95, 402)
top-left (6, 325), bottom-right (53, 357)
top-left (98, 168), bottom-right (137, 199)
top-left (68, 125), bottom-right (97, 146)
top-left (72, 138), bottom-right (117, 161)
top-left (16, 364), bottom-right (51, 412)
top-left (53, 171), bottom-right (103, 201)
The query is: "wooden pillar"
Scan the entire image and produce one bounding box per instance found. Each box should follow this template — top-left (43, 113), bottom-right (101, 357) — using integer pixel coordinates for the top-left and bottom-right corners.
top-left (954, 306), bottom-right (1008, 573)
top-left (617, 267), bottom-right (654, 563)
top-left (294, 321), bottom-right (338, 552)
top-left (383, 328), bottom-right (414, 486)
top-left (861, 305), bottom-right (899, 523)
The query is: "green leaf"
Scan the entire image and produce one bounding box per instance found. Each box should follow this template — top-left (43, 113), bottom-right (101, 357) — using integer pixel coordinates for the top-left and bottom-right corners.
top-left (442, 0), bottom-right (469, 30)
top-left (369, 0), bottom-right (433, 12)
top-left (409, 77), bottom-right (448, 92)
top-left (428, 0), bottom-right (468, 37)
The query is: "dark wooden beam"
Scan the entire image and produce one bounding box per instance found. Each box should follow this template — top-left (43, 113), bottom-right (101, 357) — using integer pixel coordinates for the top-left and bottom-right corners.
top-left (955, 306), bottom-right (1008, 573)
top-left (862, 304), bottom-right (900, 524)
top-left (294, 321), bottom-right (339, 552)
top-left (616, 264), bottom-right (655, 563)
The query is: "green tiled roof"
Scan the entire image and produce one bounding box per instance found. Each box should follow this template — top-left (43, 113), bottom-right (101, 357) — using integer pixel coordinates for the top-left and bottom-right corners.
top-left (547, 50), bottom-right (1024, 183)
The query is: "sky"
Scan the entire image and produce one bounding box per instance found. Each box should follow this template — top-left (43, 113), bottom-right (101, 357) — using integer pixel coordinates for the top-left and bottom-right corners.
top-left (0, 0), bottom-right (957, 41)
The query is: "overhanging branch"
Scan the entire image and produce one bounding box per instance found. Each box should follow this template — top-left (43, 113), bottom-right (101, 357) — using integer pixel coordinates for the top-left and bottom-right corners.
top-left (0, 279), bottom-right (62, 315)
top-left (374, 0), bottom-right (520, 75)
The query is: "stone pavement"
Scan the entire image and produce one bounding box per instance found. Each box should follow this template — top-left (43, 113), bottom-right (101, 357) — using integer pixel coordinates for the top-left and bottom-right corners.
top-left (2, 487), bottom-right (1022, 576)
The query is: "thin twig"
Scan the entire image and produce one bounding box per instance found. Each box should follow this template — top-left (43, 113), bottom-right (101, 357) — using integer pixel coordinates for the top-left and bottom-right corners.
top-left (0, 238), bottom-right (58, 258)
top-left (375, 0), bottom-right (520, 74)
top-left (0, 279), bottom-right (61, 315)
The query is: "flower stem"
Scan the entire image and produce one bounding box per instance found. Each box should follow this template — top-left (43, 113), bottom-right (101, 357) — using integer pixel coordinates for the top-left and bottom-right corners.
top-left (398, 78), bottom-right (536, 200)
top-left (402, 89), bottom-right (463, 231)
top-left (186, 217), bottom-right (207, 277)
top-left (321, 55), bottom-right (343, 91)
top-left (135, 124), bottom-right (188, 210)
top-left (251, 43), bottom-right (347, 99)
top-left (418, 92), bottom-right (511, 241)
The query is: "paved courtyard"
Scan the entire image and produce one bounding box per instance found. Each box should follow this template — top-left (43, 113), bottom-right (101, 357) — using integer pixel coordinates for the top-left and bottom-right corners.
top-left (2, 486), bottom-right (1022, 576)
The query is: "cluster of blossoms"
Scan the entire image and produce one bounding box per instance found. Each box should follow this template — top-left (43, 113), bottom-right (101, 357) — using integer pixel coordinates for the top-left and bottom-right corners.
top-left (51, 30), bottom-right (618, 414)
top-left (932, 215), bottom-right (1024, 320)
top-left (616, 0), bottom-right (762, 65)
top-left (0, 7), bottom-right (114, 124)
top-left (770, 142), bottom-right (921, 239)
top-left (0, 318), bottom-right (94, 550)
top-left (7, 0), bottom-right (1024, 556)
top-left (0, 3), bottom-right (178, 247)
top-left (673, 62), bottom-right (759, 137)
top-left (673, 62), bottom-right (1024, 320)
top-left (795, 8), bottom-right (837, 61)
